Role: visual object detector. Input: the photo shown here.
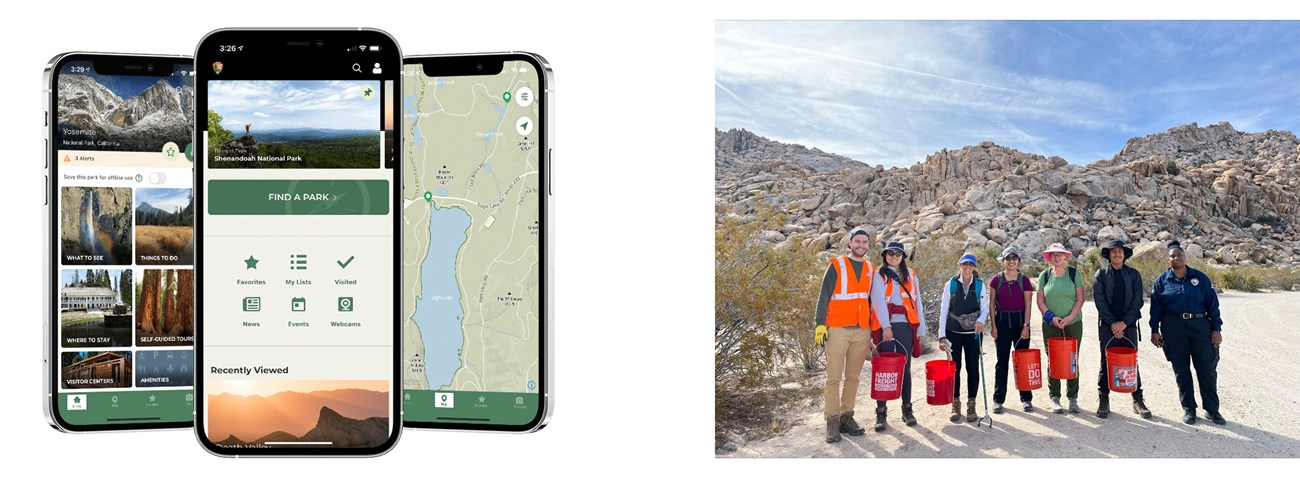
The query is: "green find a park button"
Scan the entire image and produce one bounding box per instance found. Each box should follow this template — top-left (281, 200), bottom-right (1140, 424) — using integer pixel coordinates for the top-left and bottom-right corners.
top-left (208, 179), bottom-right (390, 215)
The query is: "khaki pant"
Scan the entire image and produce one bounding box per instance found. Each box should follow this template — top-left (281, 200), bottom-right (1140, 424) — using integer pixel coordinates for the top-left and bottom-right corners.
top-left (824, 327), bottom-right (871, 418)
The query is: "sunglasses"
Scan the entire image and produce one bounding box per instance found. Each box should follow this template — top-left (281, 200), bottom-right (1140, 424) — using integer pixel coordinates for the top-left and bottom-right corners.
top-left (1002, 256), bottom-right (1020, 261)
top-left (885, 251), bottom-right (903, 257)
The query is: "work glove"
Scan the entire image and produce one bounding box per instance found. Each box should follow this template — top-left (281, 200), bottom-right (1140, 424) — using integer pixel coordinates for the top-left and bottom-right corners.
top-left (814, 325), bottom-right (828, 347)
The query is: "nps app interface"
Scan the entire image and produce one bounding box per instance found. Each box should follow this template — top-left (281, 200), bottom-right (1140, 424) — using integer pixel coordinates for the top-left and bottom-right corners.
top-left (54, 61), bottom-right (196, 426)
top-left (202, 75), bottom-right (395, 448)
top-left (401, 61), bottom-right (541, 425)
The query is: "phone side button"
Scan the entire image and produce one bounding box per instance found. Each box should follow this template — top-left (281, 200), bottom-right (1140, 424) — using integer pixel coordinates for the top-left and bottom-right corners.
top-left (45, 176), bottom-right (48, 205)
top-left (45, 139), bottom-right (48, 169)
top-left (547, 149), bottom-right (552, 195)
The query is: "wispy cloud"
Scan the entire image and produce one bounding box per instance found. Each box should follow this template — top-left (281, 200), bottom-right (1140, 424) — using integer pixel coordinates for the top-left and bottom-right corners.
top-left (717, 20), bottom-right (1300, 167)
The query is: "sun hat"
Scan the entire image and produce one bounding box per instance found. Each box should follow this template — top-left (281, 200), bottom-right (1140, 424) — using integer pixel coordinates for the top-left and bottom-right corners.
top-left (881, 241), bottom-right (907, 259)
top-left (1100, 240), bottom-right (1133, 260)
top-left (959, 253), bottom-right (978, 266)
top-left (1041, 243), bottom-right (1072, 261)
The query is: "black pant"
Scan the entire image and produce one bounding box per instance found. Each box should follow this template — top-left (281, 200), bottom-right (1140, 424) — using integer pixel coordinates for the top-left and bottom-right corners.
top-left (1097, 322), bottom-right (1144, 398)
top-left (946, 330), bottom-right (979, 400)
top-left (874, 322), bottom-right (914, 406)
top-left (1161, 316), bottom-right (1220, 412)
top-left (993, 311), bottom-right (1032, 404)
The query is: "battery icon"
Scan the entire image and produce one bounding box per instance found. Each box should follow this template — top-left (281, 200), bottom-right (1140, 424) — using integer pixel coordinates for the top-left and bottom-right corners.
top-left (369, 45), bottom-right (380, 52)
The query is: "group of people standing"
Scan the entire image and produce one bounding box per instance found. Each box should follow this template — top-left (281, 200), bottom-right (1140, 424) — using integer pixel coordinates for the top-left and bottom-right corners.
top-left (814, 230), bottom-right (1226, 444)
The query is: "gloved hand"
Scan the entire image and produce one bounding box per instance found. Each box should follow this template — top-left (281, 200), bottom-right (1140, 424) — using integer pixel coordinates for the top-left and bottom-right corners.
top-left (814, 325), bottom-right (828, 347)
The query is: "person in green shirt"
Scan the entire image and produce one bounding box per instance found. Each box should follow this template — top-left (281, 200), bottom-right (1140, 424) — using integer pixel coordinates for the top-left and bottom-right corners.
top-left (1035, 243), bottom-right (1086, 414)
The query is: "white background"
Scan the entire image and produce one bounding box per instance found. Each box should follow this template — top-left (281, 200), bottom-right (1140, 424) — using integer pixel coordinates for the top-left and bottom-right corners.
top-left (4, 0), bottom-right (1290, 487)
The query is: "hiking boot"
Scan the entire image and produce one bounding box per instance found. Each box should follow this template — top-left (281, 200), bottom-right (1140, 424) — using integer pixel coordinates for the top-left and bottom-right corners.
top-left (1207, 411), bottom-right (1226, 425)
top-left (1096, 393), bottom-right (1110, 419)
top-left (992, 402), bottom-right (1004, 414)
top-left (1068, 398), bottom-right (1081, 413)
top-left (1133, 399), bottom-right (1152, 419)
top-left (874, 406), bottom-right (888, 432)
top-left (949, 401), bottom-right (962, 423)
top-left (966, 399), bottom-right (978, 422)
top-left (826, 416), bottom-right (842, 443)
top-left (1022, 400), bottom-right (1034, 412)
top-left (1050, 397), bottom-right (1064, 414)
top-left (1182, 409), bottom-right (1197, 425)
top-left (839, 411), bottom-right (866, 436)
top-left (901, 403), bottom-right (917, 426)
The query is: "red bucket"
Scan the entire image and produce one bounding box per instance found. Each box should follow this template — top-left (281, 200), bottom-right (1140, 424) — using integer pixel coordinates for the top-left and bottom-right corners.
top-left (1013, 347), bottom-right (1043, 391)
top-left (1047, 336), bottom-right (1078, 380)
top-left (1106, 337), bottom-right (1139, 393)
top-left (871, 341), bottom-right (907, 401)
top-left (925, 359), bottom-right (956, 405)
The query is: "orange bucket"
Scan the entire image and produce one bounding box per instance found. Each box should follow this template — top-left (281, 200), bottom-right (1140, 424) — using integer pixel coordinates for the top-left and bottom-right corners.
top-left (1106, 337), bottom-right (1139, 393)
top-left (870, 341), bottom-right (907, 401)
top-left (1047, 336), bottom-right (1078, 380)
top-left (1013, 347), bottom-right (1043, 391)
top-left (925, 359), bottom-right (956, 405)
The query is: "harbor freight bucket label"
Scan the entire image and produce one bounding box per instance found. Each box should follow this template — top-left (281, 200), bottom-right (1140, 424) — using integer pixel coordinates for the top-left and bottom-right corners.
top-left (875, 372), bottom-right (899, 392)
top-left (1027, 362), bottom-right (1041, 386)
top-left (926, 379), bottom-right (936, 398)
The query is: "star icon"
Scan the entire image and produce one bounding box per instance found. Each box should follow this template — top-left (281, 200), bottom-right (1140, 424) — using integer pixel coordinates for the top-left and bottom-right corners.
top-left (244, 255), bottom-right (259, 269)
top-left (149, 395), bottom-right (156, 402)
top-left (478, 396), bottom-right (486, 403)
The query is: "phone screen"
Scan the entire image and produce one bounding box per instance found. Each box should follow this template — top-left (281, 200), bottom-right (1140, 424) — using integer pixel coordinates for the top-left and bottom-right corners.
top-left (401, 55), bottom-right (547, 430)
top-left (49, 55), bottom-right (196, 430)
top-left (195, 31), bottom-right (401, 454)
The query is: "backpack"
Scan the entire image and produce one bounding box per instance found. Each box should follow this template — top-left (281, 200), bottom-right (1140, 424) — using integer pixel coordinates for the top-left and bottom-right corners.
top-left (993, 271), bottom-right (1024, 303)
top-left (948, 275), bottom-right (983, 298)
top-left (1038, 267), bottom-right (1079, 290)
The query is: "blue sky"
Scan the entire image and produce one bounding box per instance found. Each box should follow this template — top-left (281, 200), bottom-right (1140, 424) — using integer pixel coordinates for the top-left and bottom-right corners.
top-left (61, 63), bottom-right (191, 101)
top-left (136, 188), bottom-right (191, 212)
top-left (716, 21), bottom-right (1300, 167)
top-left (208, 80), bottom-right (379, 131)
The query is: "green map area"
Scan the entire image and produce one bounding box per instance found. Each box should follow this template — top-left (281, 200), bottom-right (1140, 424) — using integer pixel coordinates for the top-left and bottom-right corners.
top-left (401, 63), bottom-right (541, 396)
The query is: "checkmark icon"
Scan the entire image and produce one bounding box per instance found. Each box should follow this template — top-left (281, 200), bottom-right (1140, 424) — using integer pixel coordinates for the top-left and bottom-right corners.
top-left (338, 256), bottom-right (355, 269)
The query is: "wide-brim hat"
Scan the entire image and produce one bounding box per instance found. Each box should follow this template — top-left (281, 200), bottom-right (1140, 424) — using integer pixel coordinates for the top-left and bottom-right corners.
top-left (1041, 243), bottom-right (1072, 261)
top-left (881, 241), bottom-right (907, 259)
top-left (1100, 240), bottom-right (1133, 260)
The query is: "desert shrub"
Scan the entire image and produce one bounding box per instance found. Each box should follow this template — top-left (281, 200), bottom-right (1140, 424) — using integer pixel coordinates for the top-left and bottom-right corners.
top-left (716, 203), bottom-right (824, 447)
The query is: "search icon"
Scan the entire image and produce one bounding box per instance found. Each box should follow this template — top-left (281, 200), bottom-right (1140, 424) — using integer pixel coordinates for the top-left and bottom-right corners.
top-left (351, 63), bottom-right (361, 73)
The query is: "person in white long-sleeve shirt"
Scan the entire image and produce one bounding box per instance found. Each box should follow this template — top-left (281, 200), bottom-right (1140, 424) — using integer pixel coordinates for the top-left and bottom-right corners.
top-left (937, 253), bottom-right (989, 423)
top-left (866, 241), bottom-right (927, 431)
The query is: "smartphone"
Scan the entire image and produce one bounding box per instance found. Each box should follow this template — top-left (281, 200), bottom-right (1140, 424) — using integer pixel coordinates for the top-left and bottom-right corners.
top-left (400, 53), bottom-right (551, 432)
top-left (44, 53), bottom-right (196, 432)
top-left (193, 29), bottom-right (402, 456)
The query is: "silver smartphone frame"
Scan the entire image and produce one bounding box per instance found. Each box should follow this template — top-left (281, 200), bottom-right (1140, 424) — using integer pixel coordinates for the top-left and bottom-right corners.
top-left (43, 52), bottom-right (193, 433)
top-left (402, 52), bottom-right (553, 433)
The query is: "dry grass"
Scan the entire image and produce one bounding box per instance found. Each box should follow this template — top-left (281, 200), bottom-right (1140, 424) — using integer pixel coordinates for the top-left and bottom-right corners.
top-left (136, 226), bottom-right (192, 262)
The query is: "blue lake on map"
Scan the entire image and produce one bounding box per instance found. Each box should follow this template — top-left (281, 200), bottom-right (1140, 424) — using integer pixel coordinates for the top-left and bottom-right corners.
top-left (412, 205), bottom-right (472, 389)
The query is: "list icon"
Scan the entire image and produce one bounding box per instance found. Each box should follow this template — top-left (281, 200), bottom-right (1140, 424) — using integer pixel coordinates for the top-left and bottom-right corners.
top-left (290, 254), bottom-right (308, 270)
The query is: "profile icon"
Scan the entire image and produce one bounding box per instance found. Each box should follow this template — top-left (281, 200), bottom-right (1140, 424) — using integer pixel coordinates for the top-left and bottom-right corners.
top-left (372, 62), bottom-right (382, 75)
top-left (212, 61), bottom-right (223, 75)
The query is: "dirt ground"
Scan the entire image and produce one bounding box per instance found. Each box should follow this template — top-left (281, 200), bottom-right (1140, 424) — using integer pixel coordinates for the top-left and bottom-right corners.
top-left (724, 291), bottom-right (1300, 458)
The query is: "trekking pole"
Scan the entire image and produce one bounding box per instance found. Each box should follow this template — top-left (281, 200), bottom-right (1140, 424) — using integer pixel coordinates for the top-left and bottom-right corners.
top-left (976, 330), bottom-right (993, 428)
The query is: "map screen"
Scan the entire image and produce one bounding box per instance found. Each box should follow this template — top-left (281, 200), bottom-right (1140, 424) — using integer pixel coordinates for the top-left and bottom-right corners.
top-left (401, 60), bottom-right (541, 425)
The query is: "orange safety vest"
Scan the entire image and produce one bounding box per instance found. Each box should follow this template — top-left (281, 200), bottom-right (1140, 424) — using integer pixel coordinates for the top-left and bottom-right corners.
top-left (870, 268), bottom-right (920, 331)
top-left (825, 256), bottom-right (876, 328)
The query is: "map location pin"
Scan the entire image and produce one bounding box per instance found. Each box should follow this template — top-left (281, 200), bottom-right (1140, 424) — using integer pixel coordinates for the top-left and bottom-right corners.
top-left (424, 191), bottom-right (433, 202)
top-left (503, 91), bottom-right (512, 104)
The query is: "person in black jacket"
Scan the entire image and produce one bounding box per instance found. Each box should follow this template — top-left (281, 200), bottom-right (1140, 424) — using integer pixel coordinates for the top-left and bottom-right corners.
top-left (1092, 240), bottom-right (1151, 419)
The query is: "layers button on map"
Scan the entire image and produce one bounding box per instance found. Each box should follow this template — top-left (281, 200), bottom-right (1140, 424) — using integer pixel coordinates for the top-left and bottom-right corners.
top-left (208, 179), bottom-right (390, 215)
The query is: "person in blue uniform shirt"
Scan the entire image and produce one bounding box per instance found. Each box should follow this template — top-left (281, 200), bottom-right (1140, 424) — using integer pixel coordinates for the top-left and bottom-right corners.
top-left (1149, 241), bottom-right (1225, 425)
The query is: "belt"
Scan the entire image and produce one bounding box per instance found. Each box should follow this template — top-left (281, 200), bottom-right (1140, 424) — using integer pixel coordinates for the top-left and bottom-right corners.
top-left (1170, 312), bottom-right (1206, 320)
